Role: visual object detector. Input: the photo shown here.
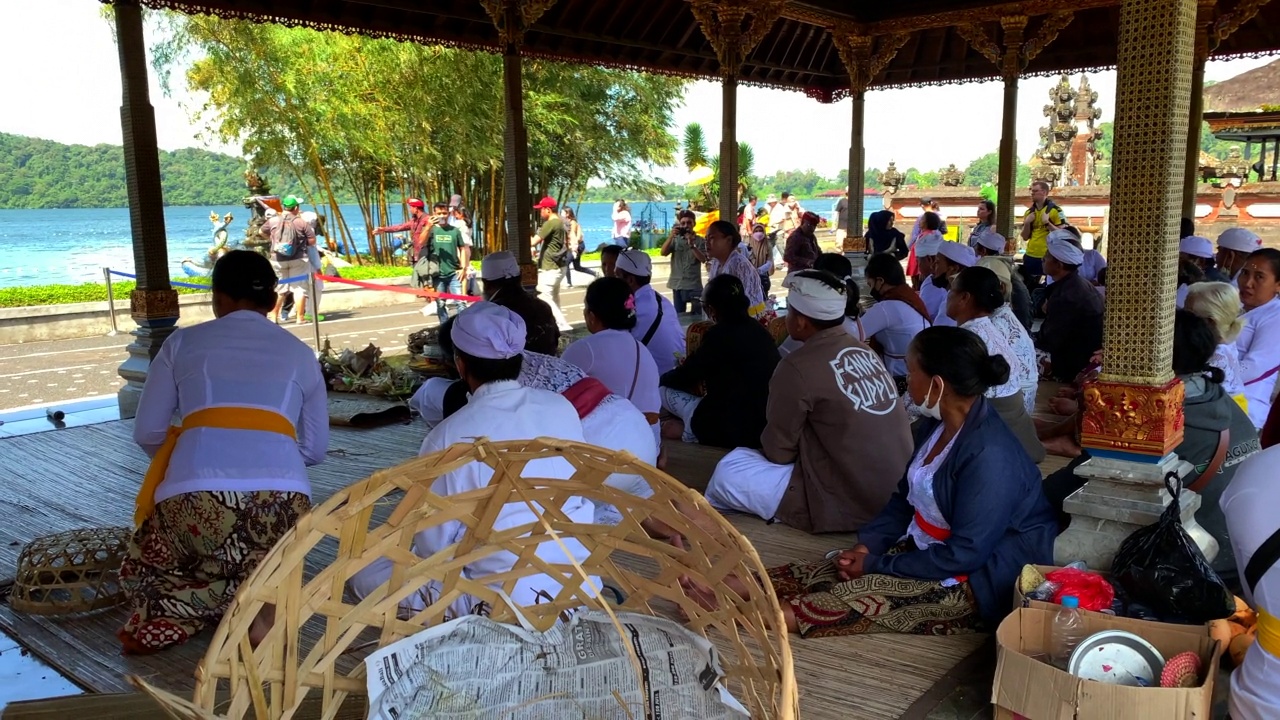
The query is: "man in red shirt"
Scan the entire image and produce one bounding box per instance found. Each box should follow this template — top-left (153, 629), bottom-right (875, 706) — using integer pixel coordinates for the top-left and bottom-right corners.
top-left (373, 199), bottom-right (434, 289)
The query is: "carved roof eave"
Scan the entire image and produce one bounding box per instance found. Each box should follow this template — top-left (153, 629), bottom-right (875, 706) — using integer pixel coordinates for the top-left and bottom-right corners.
top-left (99, 0), bottom-right (1280, 101)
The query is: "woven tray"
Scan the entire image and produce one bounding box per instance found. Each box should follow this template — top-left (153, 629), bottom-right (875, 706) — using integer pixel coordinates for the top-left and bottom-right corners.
top-left (140, 437), bottom-right (796, 719)
top-left (10, 526), bottom-right (131, 616)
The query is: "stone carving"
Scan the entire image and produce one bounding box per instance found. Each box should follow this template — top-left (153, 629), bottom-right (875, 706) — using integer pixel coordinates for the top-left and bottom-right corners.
top-left (130, 288), bottom-right (180, 321)
top-left (1033, 74), bottom-right (1105, 186)
top-left (878, 161), bottom-right (903, 193)
top-left (1218, 146), bottom-right (1250, 181)
top-left (940, 164), bottom-right (965, 187)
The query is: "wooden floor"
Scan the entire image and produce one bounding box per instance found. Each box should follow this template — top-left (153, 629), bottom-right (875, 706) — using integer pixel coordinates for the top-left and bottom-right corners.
top-left (0, 398), bottom-right (1074, 719)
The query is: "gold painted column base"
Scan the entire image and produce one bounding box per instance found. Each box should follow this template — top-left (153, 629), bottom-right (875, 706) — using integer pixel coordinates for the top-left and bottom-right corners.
top-left (129, 288), bottom-right (179, 320)
top-left (1080, 377), bottom-right (1186, 461)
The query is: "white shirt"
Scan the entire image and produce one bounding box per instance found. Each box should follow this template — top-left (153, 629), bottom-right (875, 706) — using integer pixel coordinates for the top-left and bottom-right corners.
top-left (1237, 296), bottom-right (1280, 428)
top-left (961, 316), bottom-right (1022, 400)
top-left (612, 208), bottom-right (632, 238)
top-left (1176, 283), bottom-right (1190, 309)
top-left (629, 285), bottom-right (686, 374)
top-left (1081, 249), bottom-right (1107, 284)
top-left (415, 380), bottom-right (597, 610)
top-left (919, 276), bottom-right (948, 322)
top-left (769, 202), bottom-right (790, 231)
top-left (858, 300), bottom-right (929, 377)
top-left (906, 424), bottom-right (961, 551)
top-left (133, 310), bottom-right (328, 503)
top-left (991, 305), bottom-right (1039, 414)
top-left (1221, 446), bottom-right (1280, 720)
top-left (562, 329), bottom-right (661, 417)
top-left (1212, 342), bottom-right (1246, 400)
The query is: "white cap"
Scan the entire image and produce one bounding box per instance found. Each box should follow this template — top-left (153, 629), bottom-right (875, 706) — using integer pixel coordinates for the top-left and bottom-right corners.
top-left (300, 211), bottom-right (318, 223)
top-left (783, 273), bottom-right (846, 321)
top-left (1046, 235), bottom-right (1085, 265)
top-left (938, 242), bottom-right (977, 268)
top-left (1178, 235), bottom-right (1215, 259)
top-left (451, 302), bottom-right (526, 360)
top-left (915, 234), bottom-right (943, 257)
top-left (977, 256), bottom-right (1012, 286)
top-left (616, 249), bottom-right (653, 277)
top-left (480, 251), bottom-right (520, 280)
top-left (264, 208), bottom-right (278, 218)
top-left (1218, 227), bottom-right (1262, 253)
top-left (974, 230), bottom-right (1006, 253)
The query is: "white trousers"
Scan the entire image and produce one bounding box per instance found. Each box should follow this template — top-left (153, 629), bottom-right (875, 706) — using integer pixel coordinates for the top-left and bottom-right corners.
top-left (536, 268), bottom-right (574, 332)
top-left (660, 387), bottom-right (701, 443)
top-left (704, 448), bottom-right (791, 522)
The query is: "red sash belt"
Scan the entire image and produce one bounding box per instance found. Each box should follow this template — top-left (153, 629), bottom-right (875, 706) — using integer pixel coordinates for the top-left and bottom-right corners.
top-left (562, 377), bottom-right (613, 419)
top-left (913, 510), bottom-right (968, 582)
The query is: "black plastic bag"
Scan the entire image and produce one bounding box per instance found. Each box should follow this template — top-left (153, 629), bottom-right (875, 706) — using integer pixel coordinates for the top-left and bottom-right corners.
top-left (1111, 473), bottom-right (1235, 624)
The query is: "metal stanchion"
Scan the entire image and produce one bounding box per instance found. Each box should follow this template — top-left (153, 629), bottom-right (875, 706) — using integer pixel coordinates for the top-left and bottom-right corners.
top-left (103, 267), bottom-right (119, 336)
top-left (309, 271), bottom-right (322, 352)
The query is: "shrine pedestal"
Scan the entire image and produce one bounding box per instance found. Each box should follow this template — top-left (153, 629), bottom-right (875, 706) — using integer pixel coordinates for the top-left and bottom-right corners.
top-left (1054, 453), bottom-right (1218, 570)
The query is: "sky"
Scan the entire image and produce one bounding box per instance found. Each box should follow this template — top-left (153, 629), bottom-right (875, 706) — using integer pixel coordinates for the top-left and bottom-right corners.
top-left (1, 0), bottom-right (1276, 182)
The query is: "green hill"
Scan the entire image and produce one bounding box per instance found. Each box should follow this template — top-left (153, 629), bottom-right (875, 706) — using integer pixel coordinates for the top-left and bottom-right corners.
top-left (0, 132), bottom-right (278, 209)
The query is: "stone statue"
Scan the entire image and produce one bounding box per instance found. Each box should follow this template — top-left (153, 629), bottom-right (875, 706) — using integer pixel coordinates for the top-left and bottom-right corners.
top-left (1219, 147), bottom-right (1249, 181)
top-left (940, 163), bottom-right (965, 187)
top-left (879, 161), bottom-right (904, 193)
top-left (245, 168), bottom-right (270, 196)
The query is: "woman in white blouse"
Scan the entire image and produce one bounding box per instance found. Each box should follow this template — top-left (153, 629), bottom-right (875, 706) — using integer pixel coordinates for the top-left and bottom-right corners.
top-left (1237, 249), bottom-right (1280, 429)
top-left (562, 277), bottom-right (662, 449)
top-left (946, 266), bottom-right (1046, 463)
top-left (977, 257), bottom-right (1039, 414)
top-left (121, 250), bottom-right (328, 654)
top-left (1185, 281), bottom-right (1247, 409)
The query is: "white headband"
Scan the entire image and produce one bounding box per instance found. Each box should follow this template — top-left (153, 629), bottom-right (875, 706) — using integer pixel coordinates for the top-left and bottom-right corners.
top-left (784, 274), bottom-right (847, 321)
top-left (452, 302), bottom-right (526, 359)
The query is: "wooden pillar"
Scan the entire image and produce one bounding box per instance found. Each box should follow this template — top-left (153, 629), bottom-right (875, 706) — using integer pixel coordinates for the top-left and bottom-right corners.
top-left (483, 0), bottom-right (559, 289)
top-left (719, 75), bottom-right (739, 220)
top-left (1182, 0), bottom-right (1215, 219)
top-left (847, 90), bottom-right (866, 240)
top-left (996, 17), bottom-right (1027, 241)
top-left (113, 0), bottom-right (178, 419)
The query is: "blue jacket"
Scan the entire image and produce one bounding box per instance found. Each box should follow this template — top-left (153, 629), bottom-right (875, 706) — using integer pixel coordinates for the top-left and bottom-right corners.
top-left (861, 397), bottom-right (1057, 624)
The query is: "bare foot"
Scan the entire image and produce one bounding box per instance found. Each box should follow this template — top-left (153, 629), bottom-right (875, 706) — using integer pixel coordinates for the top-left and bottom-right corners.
top-left (656, 444), bottom-right (668, 471)
top-left (1048, 397), bottom-right (1078, 415)
top-left (1042, 434), bottom-right (1082, 459)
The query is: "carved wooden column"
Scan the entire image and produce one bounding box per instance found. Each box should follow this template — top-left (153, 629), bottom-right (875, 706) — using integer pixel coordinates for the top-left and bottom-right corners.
top-left (831, 30), bottom-right (908, 248)
top-left (1182, 0), bottom-right (1215, 218)
top-left (482, 0), bottom-right (557, 289)
top-left (958, 14), bottom-right (1072, 239)
top-left (1056, 0), bottom-right (1204, 569)
top-left (689, 1), bottom-right (782, 219)
top-left (114, 0), bottom-right (177, 419)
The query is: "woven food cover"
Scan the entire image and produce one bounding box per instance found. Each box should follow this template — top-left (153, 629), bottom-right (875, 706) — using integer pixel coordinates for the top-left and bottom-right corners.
top-left (139, 438), bottom-right (797, 720)
top-left (11, 526), bottom-right (131, 616)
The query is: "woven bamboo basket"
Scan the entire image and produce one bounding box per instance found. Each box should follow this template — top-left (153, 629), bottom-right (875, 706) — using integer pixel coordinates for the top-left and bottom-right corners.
top-left (10, 526), bottom-right (131, 615)
top-left (140, 437), bottom-right (796, 719)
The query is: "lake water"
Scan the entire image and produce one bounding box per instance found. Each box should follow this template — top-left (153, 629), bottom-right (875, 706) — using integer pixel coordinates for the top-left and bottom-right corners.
top-left (0, 198), bottom-right (857, 288)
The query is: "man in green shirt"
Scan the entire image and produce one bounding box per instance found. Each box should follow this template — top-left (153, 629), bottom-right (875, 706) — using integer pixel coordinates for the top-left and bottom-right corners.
top-left (530, 196), bottom-right (573, 332)
top-left (425, 201), bottom-right (470, 324)
top-left (661, 209), bottom-right (707, 314)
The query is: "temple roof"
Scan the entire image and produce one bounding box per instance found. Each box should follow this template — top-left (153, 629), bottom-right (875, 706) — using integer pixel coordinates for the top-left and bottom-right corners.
top-left (109, 0), bottom-right (1280, 100)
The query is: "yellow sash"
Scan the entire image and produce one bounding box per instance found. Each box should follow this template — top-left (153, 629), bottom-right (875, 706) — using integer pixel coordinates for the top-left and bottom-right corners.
top-left (1258, 610), bottom-right (1280, 657)
top-left (134, 407), bottom-right (296, 526)
top-left (1232, 393), bottom-right (1249, 414)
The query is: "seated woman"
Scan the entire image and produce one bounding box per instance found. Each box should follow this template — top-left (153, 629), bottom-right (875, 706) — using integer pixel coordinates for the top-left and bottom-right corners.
top-left (660, 274), bottom-right (781, 449)
top-left (1236, 248), bottom-right (1280, 430)
top-left (562, 277), bottom-right (662, 448)
top-left (859, 252), bottom-right (931, 391)
top-left (121, 250), bottom-right (328, 653)
top-left (779, 253), bottom-right (863, 357)
top-left (705, 220), bottom-right (768, 321)
top-left (1185, 281), bottom-right (1246, 409)
top-left (1043, 310), bottom-right (1259, 586)
top-left (977, 257), bottom-right (1040, 415)
top-left (946, 266), bottom-right (1045, 462)
top-left (691, 326), bottom-right (1056, 636)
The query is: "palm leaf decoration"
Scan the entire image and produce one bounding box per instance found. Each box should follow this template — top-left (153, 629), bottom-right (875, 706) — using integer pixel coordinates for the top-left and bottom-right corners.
top-left (682, 123), bottom-right (709, 171)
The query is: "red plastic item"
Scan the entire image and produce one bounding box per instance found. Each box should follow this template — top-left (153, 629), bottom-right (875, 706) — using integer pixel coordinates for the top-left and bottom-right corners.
top-left (1046, 567), bottom-right (1115, 612)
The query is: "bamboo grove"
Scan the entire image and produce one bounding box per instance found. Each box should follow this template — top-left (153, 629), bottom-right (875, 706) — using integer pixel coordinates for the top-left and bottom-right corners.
top-left (146, 12), bottom-right (686, 262)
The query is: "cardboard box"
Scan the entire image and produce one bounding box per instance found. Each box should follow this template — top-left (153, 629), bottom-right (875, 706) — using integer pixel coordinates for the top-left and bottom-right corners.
top-left (1014, 564), bottom-right (1113, 613)
top-left (992, 607), bottom-right (1221, 720)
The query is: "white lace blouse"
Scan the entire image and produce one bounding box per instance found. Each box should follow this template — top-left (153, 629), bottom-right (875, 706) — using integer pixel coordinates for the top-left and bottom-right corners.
top-left (960, 316), bottom-right (1023, 400)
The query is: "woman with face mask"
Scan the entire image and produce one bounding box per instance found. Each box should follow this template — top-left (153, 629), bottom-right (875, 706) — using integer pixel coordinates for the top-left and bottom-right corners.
top-left (691, 325), bottom-right (1056, 638)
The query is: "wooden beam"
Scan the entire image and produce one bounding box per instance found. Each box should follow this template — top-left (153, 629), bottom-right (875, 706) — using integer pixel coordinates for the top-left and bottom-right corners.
top-left (779, 0), bottom-right (1119, 36)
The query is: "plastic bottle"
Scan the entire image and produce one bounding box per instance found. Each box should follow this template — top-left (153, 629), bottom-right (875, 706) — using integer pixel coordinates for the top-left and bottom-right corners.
top-left (1051, 595), bottom-right (1087, 668)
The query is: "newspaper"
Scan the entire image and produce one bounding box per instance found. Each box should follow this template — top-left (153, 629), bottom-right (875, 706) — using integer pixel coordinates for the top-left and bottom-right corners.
top-left (364, 610), bottom-right (751, 720)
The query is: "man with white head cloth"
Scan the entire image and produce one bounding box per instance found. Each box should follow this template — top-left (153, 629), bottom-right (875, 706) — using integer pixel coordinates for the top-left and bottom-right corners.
top-left (1035, 230), bottom-right (1104, 382)
top-left (706, 270), bottom-right (914, 534)
top-left (932, 242), bottom-right (978, 327)
top-left (915, 234), bottom-right (948, 321)
top-left (349, 302), bottom-right (598, 617)
top-left (614, 249), bottom-right (686, 374)
top-left (1217, 227), bottom-right (1264, 286)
